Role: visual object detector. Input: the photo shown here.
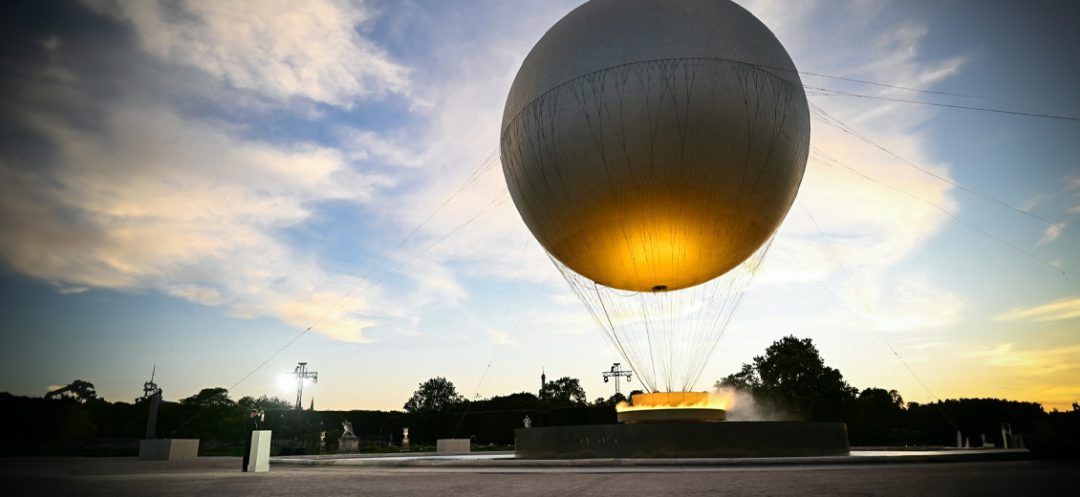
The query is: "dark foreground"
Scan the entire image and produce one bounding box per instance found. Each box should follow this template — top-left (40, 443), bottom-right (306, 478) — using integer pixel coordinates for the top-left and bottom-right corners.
top-left (1, 457), bottom-right (1077, 496)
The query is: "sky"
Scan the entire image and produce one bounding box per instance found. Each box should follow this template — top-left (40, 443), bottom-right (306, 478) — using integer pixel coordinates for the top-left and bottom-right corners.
top-left (0, 0), bottom-right (1078, 412)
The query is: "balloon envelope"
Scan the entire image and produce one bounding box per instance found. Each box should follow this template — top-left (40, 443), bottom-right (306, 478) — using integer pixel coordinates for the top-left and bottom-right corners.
top-left (501, 0), bottom-right (809, 292)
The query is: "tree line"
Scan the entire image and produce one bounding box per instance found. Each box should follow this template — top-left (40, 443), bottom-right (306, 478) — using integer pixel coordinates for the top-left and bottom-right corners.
top-left (1, 335), bottom-right (1076, 457)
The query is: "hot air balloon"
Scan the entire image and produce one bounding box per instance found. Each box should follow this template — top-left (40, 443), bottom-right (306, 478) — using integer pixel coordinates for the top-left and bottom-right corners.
top-left (501, 0), bottom-right (809, 394)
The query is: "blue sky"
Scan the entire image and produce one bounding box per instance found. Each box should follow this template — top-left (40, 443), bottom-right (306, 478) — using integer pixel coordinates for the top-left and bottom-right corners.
top-left (1, 0), bottom-right (1078, 411)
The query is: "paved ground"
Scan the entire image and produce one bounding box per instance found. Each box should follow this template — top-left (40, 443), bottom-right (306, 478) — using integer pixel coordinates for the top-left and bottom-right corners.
top-left (1, 457), bottom-right (1077, 496)
top-left (272, 448), bottom-right (1028, 467)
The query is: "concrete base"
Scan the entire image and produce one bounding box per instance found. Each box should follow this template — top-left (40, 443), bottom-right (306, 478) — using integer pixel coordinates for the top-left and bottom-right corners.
top-left (138, 439), bottom-right (200, 461)
top-left (437, 439), bottom-right (471, 454)
top-left (515, 422), bottom-right (849, 459)
top-left (247, 430), bottom-right (271, 473)
top-left (338, 437), bottom-right (359, 454)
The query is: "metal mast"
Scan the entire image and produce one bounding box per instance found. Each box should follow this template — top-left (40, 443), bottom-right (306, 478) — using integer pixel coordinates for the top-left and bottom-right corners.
top-left (142, 365), bottom-right (163, 439)
top-left (602, 362), bottom-right (633, 397)
top-left (292, 362), bottom-right (318, 410)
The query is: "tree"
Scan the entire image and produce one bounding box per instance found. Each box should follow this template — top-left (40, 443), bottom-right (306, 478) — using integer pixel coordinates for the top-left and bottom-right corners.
top-left (404, 377), bottom-right (465, 412)
top-left (238, 395), bottom-right (293, 411)
top-left (592, 392), bottom-right (627, 406)
top-left (180, 387), bottom-right (234, 407)
top-left (539, 376), bottom-right (587, 405)
top-left (857, 388), bottom-right (904, 410)
top-left (850, 387), bottom-right (907, 445)
top-left (45, 380), bottom-right (98, 404)
top-left (718, 335), bottom-right (857, 421)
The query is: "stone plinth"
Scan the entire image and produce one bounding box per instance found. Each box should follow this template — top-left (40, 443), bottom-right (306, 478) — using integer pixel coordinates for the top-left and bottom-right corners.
top-left (338, 436), bottom-right (359, 454)
top-left (515, 422), bottom-right (849, 459)
top-left (436, 439), bottom-right (471, 454)
top-left (246, 430), bottom-right (272, 473)
top-left (138, 439), bottom-right (200, 461)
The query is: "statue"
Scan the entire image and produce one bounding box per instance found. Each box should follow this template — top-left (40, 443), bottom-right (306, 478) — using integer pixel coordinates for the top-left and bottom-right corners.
top-left (523, 415), bottom-right (532, 429)
top-left (341, 420), bottom-right (356, 439)
top-left (402, 427), bottom-right (410, 450)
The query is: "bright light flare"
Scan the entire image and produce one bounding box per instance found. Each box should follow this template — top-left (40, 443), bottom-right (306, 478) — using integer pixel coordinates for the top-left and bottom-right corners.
top-left (276, 374), bottom-right (295, 393)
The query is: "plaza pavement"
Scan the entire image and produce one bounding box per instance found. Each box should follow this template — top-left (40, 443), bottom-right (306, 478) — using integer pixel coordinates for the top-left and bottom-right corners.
top-left (1, 456), bottom-right (1076, 496)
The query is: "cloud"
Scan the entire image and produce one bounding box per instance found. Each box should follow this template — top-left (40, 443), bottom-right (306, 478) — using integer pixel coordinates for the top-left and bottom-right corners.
top-left (996, 297), bottom-right (1080, 323)
top-left (964, 342), bottom-right (1080, 376)
top-left (488, 330), bottom-right (513, 345)
top-left (0, 1), bottom-right (420, 344)
top-left (1067, 174), bottom-right (1080, 214)
top-left (1, 103), bottom-right (394, 342)
top-left (85, 0), bottom-right (411, 106)
top-left (57, 286), bottom-right (89, 295)
top-left (341, 129), bottom-right (426, 168)
top-left (1036, 223), bottom-right (1066, 247)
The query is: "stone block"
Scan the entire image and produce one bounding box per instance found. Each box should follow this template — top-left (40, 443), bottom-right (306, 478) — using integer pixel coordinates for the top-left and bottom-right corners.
top-left (437, 439), bottom-right (471, 454)
top-left (138, 439), bottom-right (200, 461)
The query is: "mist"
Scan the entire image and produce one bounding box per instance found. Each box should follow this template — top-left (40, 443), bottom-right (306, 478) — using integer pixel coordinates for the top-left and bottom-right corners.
top-left (715, 387), bottom-right (791, 421)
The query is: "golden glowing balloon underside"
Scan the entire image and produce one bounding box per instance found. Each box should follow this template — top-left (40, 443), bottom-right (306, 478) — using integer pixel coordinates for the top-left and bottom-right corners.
top-left (541, 184), bottom-right (776, 292)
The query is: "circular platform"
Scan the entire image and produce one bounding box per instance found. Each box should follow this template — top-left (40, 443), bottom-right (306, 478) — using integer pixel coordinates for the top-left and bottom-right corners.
top-left (514, 421), bottom-right (850, 459)
top-left (617, 407), bottom-right (726, 424)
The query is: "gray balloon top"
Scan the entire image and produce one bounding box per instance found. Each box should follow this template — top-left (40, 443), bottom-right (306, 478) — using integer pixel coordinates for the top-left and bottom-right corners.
top-left (502, 0), bottom-right (802, 130)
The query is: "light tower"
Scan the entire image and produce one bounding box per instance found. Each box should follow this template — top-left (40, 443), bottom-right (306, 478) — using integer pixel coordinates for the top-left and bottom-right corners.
top-left (602, 362), bottom-right (633, 397)
top-left (292, 362), bottom-right (318, 410)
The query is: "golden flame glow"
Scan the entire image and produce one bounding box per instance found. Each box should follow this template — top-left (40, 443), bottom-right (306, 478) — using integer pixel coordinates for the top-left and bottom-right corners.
top-left (615, 391), bottom-right (727, 412)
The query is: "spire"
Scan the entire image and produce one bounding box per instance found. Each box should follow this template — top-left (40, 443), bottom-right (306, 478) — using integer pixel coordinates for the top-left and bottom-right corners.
top-left (309, 397), bottom-right (315, 411)
top-left (540, 368), bottom-right (547, 399)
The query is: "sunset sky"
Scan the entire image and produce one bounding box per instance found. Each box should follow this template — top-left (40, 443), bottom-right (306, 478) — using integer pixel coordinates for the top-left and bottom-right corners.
top-left (1, 0), bottom-right (1078, 411)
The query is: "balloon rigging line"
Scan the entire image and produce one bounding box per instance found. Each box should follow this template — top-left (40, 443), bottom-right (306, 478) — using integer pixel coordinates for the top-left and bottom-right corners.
top-left (790, 201), bottom-right (947, 402)
top-left (773, 243), bottom-right (959, 431)
top-left (554, 240), bottom-right (771, 393)
top-left (682, 238), bottom-right (773, 391)
top-left (808, 148), bottom-right (1080, 291)
top-left (305, 148), bottom-right (502, 332)
top-left (451, 238), bottom-right (537, 438)
top-left (502, 55), bottom-right (1077, 138)
top-left (805, 85), bottom-right (1080, 122)
top-left (810, 102), bottom-right (1076, 241)
top-left (796, 70), bottom-right (1002, 103)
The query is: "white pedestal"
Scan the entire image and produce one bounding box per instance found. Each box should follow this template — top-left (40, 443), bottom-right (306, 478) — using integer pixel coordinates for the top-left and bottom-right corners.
top-left (247, 430), bottom-right (272, 473)
top-left (139, 439), bottom-right (200, 461)
top-left (437, 438), bottom-right (471, 454)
